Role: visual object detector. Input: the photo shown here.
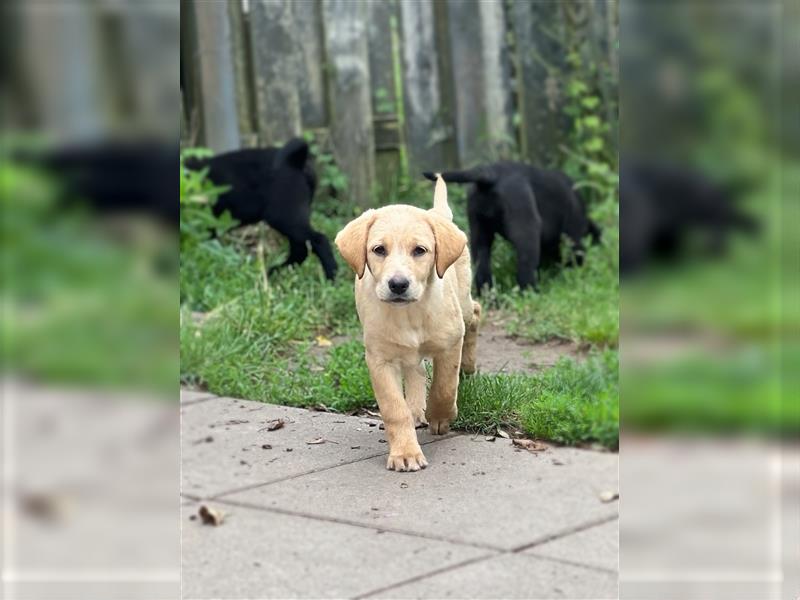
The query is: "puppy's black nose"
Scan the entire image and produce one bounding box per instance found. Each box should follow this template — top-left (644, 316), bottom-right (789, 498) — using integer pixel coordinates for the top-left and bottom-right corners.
top-left (388, 277), bottom-right (409, 295)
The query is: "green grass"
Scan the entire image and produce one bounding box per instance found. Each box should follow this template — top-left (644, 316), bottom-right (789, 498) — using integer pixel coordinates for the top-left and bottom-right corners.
top-left (457, 350), bottom-right (619, 448)
top-left (180, 155), bottom-right (620, 449)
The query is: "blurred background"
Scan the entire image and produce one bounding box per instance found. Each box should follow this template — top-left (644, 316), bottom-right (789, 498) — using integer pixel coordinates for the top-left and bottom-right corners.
top-left (1, 1), bottom-right (179, 599)
top-left (619, 2), bottom-right (798, 599)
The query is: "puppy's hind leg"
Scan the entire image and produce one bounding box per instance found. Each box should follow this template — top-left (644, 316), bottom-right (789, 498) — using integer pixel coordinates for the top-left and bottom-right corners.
top-left (402, 362), bottom-right (428, 428)
top-left (268, 236), bottom-right (308, 276)
top-left (309, 229), bottom-right (338, 280)
top-left (427, 342), bottom-right (463, 435)
top-left (461, 301), bottom-right (481, 375)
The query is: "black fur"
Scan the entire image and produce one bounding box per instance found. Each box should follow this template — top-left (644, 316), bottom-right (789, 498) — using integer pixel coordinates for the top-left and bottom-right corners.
top-left (424, 163), bottom-right (601, 292)
top-left (16, 140), bottom-right (178, 225)
top-left (620, 162), bottom-right (758, 275)
top-left (186, 138), bottom-right (337, 281)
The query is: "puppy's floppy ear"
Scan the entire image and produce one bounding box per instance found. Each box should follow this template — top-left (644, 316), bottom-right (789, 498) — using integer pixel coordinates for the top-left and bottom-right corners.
top-left (335, 210), bottom-right (376, 279)
top-left (427, 213), bottom-right (467, 278)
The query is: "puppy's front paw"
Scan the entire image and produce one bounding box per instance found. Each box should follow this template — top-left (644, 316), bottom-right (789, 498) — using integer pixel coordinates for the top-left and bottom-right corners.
top-left (386, 449), bottom-right (428, 472)
top-left (411, 408), bottom-right (428, 429)
top-left (427, 418), bottom-right (451, 435)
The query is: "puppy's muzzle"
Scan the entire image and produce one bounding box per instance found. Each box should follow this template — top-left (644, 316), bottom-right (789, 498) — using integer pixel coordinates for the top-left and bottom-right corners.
top-left (386, 276), bottom-right (413, 303)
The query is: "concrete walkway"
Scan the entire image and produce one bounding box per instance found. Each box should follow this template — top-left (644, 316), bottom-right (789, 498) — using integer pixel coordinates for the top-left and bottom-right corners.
top-left (181, 390), bottom-right (619, 599)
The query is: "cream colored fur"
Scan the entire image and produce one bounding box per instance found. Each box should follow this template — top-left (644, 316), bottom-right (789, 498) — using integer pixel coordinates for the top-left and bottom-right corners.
top-left (335, 175), bottom-right (480, 472)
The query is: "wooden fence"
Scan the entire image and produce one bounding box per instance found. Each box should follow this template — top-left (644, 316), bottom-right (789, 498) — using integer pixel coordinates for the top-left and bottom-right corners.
top-left (181, 0), bottom-right (618, 206)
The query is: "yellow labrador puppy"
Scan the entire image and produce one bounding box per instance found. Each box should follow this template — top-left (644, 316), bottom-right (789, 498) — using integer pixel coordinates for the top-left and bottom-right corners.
top-left (335, 176), bottom-right (480, 472)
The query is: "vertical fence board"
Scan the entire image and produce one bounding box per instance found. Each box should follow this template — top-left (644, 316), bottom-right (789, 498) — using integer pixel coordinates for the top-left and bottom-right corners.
top-left (478, 0), bottom-right (514, 154)
top-left (445, 0), bottom-right (485, 166)
top-left (444, 0), bottom-right (513, 165)
top-left (399, 0), bottom-right (452, 172)
top-left (368, 0), bottom-right (401, 185)
top-left (249, 0), bottom-right (302, 145)
top-left (367, 0), bottom-right (398, 118)
top-left (511, 0), bottom-right (568, 167)
top-left (322, 0), bottom-right (375, 206)
top-left (292, 0), bottom-right (328, 128)
top-left (193, 0), bottom-right (241, 152)
top-left (227, 0), bottom-right (256, 146)
top-left (180, 0), bottom-right (204, 145)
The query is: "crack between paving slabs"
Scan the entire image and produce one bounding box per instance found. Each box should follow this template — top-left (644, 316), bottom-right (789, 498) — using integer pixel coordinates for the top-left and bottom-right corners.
top-left (510, 514), bottom-right (619, 553)
top-left (201, 432), bottom-right (461, 501)
top-left (524, 551), bottom-right (618, 575)
top-left (209, 496), bottom-right (504, 552)
top-left (351, 553), bottom-right (498, 600)
top-left (353, 519), bottom-right (620, 599)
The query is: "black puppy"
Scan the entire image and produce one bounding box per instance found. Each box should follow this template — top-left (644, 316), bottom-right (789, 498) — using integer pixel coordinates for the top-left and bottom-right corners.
top-left (620, 162), bottom-right (758, 275)
top-left (187, 138), bottom-right (337, 280)
top-left (424, 163), bottom-right (600, 291)
top-left (15, 140), bottom-right (178, 225)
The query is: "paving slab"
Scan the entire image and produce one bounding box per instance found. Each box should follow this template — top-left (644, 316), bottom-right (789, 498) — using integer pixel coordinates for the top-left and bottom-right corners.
top-left (526, 518), bottom-right (618, 572)
top-left (225, 435), bottom-right (618, 551)
top-left (365, 553), bottom-right (618, 599)
top-left (181, 396), bottom-right (454, 499)
top-left (181, 502), bottom-right (489, 600)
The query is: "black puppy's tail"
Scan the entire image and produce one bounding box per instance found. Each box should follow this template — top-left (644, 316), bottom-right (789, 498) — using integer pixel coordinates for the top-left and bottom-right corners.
top-left (422, 167), bottom-right (497, 189)
top-left (274, 137), bottom-right (310, 170)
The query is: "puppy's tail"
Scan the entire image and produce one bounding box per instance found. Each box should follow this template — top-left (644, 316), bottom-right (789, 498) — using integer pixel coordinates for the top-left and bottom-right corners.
top-left (431, 173), bottom-right (453, 221)
top-left (422, 167), bottom-right (497, 190)
top-left (274, 137), bottom-right (310, 169)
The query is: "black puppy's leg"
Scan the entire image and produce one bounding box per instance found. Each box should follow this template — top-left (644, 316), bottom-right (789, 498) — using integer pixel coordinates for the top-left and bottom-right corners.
top-left (470, 216), bottom-right (495, 294)
top-left (268, 237), bottom-right (308, 276)
top-left (473, 244), bottom-right (494, 294)
top-left (508, 231), bottom-right (541, 291)
top-left (309, 229), bottom-right (338, 280)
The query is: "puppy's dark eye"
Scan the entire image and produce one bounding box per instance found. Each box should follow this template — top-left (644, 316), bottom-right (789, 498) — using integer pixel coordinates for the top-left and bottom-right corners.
top-left (372, 245), bottom-right (386, 256)
top-left (412, 246), bottom-right (427, 257)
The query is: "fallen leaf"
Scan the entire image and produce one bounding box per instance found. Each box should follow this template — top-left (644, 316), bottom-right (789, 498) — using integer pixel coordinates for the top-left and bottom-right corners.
top-left (198, 505), bottom-right (224, 526)
top-left (261, 444), bottom-right (272, 450)
top-left (485, 436), bottom-right (496, 442)
top-left (306, 437), bottom-right (326, 445)
top-left (285, 448), bottom-right (293, 452)
top-left (192, 435), bottom-right (214, 445)
top-left (512, 438), bottom-right (548, 453)
top-left (260, 419), bottom-right (285, 432)
top-left (496, 429), bottom-right (511, 439)
top-left (400, 483), bottom-right (408, 489)
top-left (315, 335), bottom-right (333, 347)
top-left (364, 409), bottom-right (381, 418)
top-left (350, 445), bottom-right (361, 449)
top-left (599, 490), bottom-right (619, 503)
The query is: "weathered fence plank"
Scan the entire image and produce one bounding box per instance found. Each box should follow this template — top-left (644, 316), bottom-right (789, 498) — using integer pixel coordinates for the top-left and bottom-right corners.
top-left (292, 0), bottom-right (328, 128)
top-left (367, 0), bottom-right (398, 120)
top-left (249, 0), bottom-right (302, 145)
top-left (398, 0), bottom-right (453, 172)
top-left (322, 0), bottom-right (375, 206)
top-left (192, 0), bottom-right (241, 152)
top-left (478, 0), bottom-right (514, 154)
top-left (511, 0), bottom-right (568, 167)
top-left (367, 0), bottom-right (402, 185)
top-left (445, 0), bottom-right (513, 166)
top-left (227, 0), bottom-right (256, 146)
